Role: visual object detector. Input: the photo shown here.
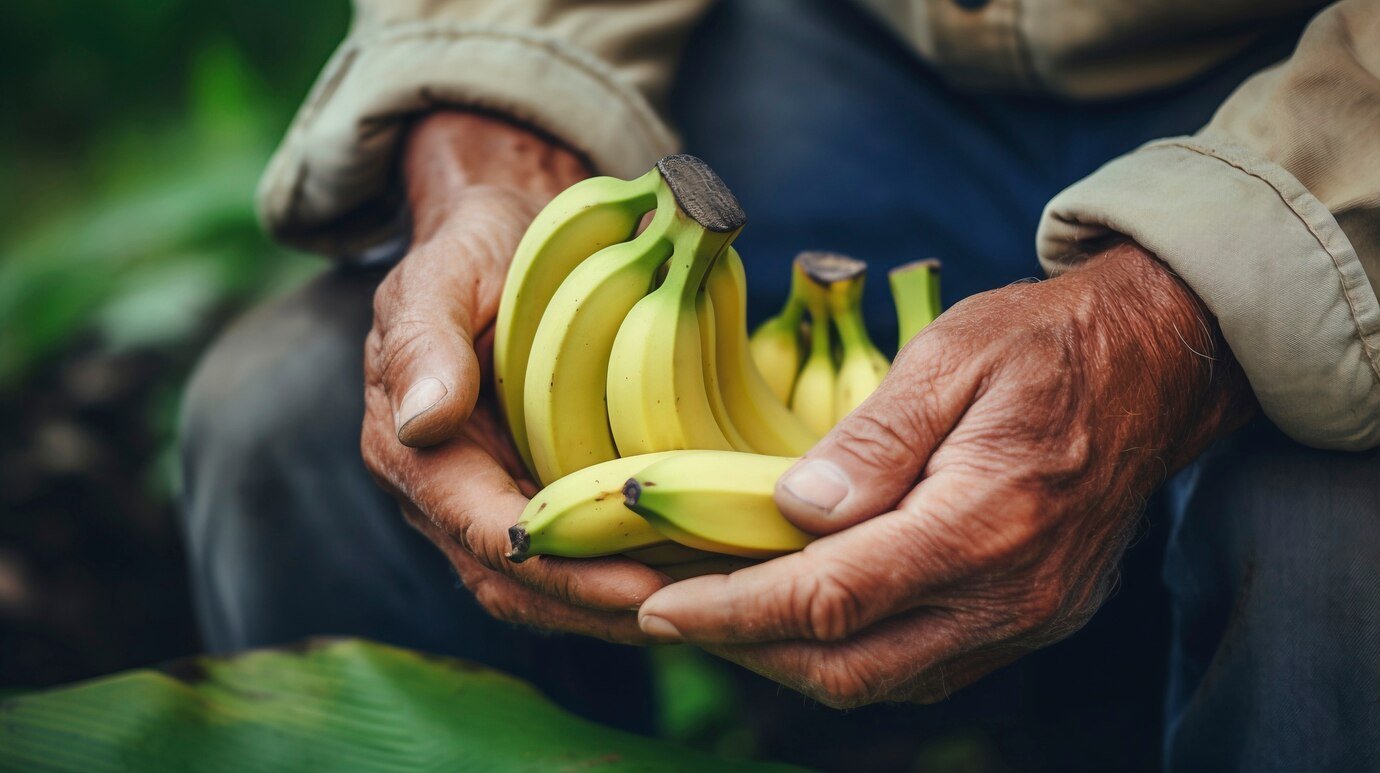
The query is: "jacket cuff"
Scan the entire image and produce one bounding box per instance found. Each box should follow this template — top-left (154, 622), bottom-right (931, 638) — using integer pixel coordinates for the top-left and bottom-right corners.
top-left (1037, 136), bottom-right (1380, 450)
top-left (256, 20), bottom-right (680, 260)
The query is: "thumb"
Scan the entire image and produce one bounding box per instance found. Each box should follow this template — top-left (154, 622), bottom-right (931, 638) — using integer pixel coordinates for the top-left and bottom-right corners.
top-left (775, 357), bottom-right (959, 534)
top-left (370, 269), bottom-right (484, 449)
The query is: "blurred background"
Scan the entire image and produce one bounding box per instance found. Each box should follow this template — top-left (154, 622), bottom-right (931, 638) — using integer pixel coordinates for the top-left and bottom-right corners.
top-left (1, 0), bottom-right (345, 686)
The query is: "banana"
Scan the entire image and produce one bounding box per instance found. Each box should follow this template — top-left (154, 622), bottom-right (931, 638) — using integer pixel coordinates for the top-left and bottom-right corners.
top-left (830, 263), bottom-right (891, 421)
top-left (788, 254), bottom-right (840, 436)
top-left (705, 249), bottom-right (819, 455)
top-left (523, 183), bottom-right (679, 485)
top-left (623, 450), bottom-right (813, 559)
top-left (748, 263), bottom-right (808, 403)
top-left (493, 170), bottom-right (661, 476)
top-left (606, 157), bottom-right (746, 457)
top-left (889, 258), bottom-right (943, 351)
top-left (696, 291), bottom-right (755, 452)
top-left (507, 452), bottom-right (682, 562)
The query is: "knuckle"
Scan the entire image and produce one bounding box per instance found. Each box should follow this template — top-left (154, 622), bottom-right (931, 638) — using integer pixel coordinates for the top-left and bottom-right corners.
top-left (809, 657), bottom-right (881, 710)
top-left (834, 412), bottom-right (923, 473)
top-left (792, 573), bottom-right (864, 642)
top-left (473, 581), bottom-right (523, 624)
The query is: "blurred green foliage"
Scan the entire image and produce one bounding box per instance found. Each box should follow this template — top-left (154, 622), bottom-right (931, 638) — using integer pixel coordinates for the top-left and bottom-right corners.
top-left (0, 0), bottom-right (348, 392)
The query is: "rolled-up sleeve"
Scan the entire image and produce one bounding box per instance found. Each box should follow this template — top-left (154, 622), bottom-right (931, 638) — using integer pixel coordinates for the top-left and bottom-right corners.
top-left (1037, 0), bottom-right (1380, 450)
top-left (257, 0), bottom-right (713, 260)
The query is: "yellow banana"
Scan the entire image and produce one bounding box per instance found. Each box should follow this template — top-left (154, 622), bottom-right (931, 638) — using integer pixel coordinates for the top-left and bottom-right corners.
top-left (705, 249), bottom-right (819, 455)
top-left (830, 264), bottom-right (891, 421)
top-left (623, 450), bottom-right (813, 559)
top-left (889, 258), bottom-right (943, 351)
top-left (523, 183), bottom-right (678, 485)
top-left (507, 452), bottom-right (682, 562)
top-left (606, 158), bottom-right (746, 456)
top-left (696, 292), bottom-right (756, 452)
top-left (493, 170), bottom-right (660, 476)
top-left (789, 254), bottom-right (840, 436)
top-left (748, 263), bottom-right (808, 403)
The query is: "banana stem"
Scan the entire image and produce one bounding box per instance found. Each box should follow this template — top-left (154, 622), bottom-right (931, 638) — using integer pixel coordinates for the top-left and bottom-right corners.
top-left (889, 259), bottom-right (942, 350)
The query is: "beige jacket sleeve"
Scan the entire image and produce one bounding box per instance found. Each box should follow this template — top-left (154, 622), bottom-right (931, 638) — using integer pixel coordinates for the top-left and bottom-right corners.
top-left (256, 0), bottom-right (711, 260)
top-left (1037, 0), bottom-right (1380, 451)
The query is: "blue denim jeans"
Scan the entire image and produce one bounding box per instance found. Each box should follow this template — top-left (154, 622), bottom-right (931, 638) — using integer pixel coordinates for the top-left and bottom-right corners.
top-left (181, 1), bottom-right (1378, 769)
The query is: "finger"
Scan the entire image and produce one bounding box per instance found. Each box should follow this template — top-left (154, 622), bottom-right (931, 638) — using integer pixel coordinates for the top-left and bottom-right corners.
top-left (706, 607), bottom-right (986, 709)
top-left (410, 509), bottom-right (654, 644)
top-left (376, 424), bottom-right (669, 611)
top-left (368, 262), bottom-right (483, 448)
top-left (775, 332), bottom-right (976, 534)
top-left (639, 474), bottom-right (983, 644)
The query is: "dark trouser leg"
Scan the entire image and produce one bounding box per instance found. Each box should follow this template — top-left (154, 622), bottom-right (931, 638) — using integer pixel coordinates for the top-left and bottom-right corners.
top-left (178, 268), bottom-right (654, 733)
top-left (1163, 420), bottom-right (1380, 772)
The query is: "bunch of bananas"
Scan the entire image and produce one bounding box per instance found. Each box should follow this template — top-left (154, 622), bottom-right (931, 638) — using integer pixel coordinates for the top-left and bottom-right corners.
top-left (493, 156), bottom-right (941, 574)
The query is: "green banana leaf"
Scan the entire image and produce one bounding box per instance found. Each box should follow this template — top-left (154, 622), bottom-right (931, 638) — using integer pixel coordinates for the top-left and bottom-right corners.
top-left (0, 638), bottom-right (799, 772)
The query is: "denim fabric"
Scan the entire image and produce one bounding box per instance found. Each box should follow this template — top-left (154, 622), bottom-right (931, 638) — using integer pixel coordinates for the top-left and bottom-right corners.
top-left (181, 0), bottom-right (1377, 769)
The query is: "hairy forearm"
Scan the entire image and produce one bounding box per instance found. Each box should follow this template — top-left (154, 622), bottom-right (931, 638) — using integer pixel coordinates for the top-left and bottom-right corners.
top-left (403, 112), bottom-right (590, 243)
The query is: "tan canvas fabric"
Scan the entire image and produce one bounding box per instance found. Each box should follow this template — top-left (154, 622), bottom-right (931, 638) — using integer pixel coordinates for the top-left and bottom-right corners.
top-left (258, 0), bottom-right (1380, 449)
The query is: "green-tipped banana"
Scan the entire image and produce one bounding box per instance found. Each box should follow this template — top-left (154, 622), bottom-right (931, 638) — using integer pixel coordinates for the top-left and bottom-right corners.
top-left (507, 452), bottom-right (682, 562)
top-left (748, 263), bottom-right (808, 403)
top-left (523, 183), bottom-right (679, 485)
top-left (696, 292), bottom-right (755, 452)
top-left (606, 158), bottom-right (746, 457)
top-left (889, 258), bottom-right (943, 350)
top-left (789, 254), bottom-right (840, 436)
top-left (830, 264), bottom-right (891, 422)
top-left (494, 170), bottom-right (661, 476)
top-left (705, 249), bottom-right (819, 455)
top-left (623, 451), bottom-right (813, 559)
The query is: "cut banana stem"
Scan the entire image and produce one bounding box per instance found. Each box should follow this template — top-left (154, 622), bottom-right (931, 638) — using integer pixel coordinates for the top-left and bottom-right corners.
top-left (606, 159), bottom-right (747, 457)
top-left (830, 269), bottom-right (891, 422)
top-left (889, 258), bottom-right (943, 351)
top-left (494, 170), bottom-right (662, 477)
top-left (706, 249), bottom-right (820, 455)
top-left (523, 183), bottom-right (680, 485)
top-left (624, 451), bottom-right (812, 559)
top-left (748, 264), bottom-right (809, 403)
top-left (507, 452), bottom-right (683, 562)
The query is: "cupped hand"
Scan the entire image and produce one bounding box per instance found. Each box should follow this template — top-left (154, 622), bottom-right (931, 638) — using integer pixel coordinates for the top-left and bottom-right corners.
top-left (636, 243), bottom-right (1255, 706)
top-left (360, 112), bottom-right (668, 644)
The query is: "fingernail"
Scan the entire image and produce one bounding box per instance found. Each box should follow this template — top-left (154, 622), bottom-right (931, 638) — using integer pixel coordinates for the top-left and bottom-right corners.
top-left (639, 614), bottom-right (682, 641)
top-left (396, 378), bottom-right (447, 433)
top-left (780, 460), bottom-right (851, 515)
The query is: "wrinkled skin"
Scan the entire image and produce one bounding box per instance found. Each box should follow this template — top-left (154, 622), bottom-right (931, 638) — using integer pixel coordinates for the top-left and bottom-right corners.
top-left (636, 242), bottom-right (1254, 707)
top-left (363, 111), bottom-right (1254, 708)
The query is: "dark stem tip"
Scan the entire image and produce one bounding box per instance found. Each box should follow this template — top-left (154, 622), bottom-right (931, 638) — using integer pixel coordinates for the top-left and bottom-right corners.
top-left (506, 525), bottom-right (531, 563)
top-left (622, 478), bottom-right (643, 508)
top-left (656, 154), bottom-right (746, 233)
top-left (796, 251), bottom-right (866, 285)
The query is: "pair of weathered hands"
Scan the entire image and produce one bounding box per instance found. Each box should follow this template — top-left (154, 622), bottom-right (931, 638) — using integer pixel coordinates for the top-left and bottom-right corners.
top-left (361, 112), bottom-right (1253, 708)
